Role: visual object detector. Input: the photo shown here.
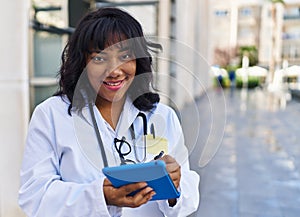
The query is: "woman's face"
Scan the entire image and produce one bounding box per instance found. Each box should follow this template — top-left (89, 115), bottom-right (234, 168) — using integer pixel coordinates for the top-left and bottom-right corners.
top-left (86, 43), bottom-right (136, 104)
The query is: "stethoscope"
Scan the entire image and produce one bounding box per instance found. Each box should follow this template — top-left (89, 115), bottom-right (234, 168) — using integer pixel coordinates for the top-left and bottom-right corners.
top-left (114, 112), bottom-right (159, 165)
top-left (88, 100), bottom-right (152, 166)
top-left (113, 112), bottom-right (148, 165)
top-left (129, 112), bottom-right (148, 163)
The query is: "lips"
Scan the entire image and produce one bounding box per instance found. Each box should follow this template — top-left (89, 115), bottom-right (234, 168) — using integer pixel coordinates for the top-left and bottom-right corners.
top-left (103, 80), bottom-right (124, 91)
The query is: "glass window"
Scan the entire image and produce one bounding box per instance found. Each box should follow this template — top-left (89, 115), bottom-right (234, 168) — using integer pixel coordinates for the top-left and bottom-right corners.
top-left (30, 0), bottom-right (68, 112)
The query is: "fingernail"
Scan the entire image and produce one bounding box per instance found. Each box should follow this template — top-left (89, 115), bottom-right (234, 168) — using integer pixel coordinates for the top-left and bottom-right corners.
top-left (141, 183), bottom-right (148, 188)
top-left (145, 187), bottom-right (153, 193)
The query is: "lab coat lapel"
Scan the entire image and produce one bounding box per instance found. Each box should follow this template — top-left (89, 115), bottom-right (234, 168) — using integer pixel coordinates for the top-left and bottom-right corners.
top-left (72, 106), bottom-right (117, 168)
top-left (116, 97), bottom-right (140, 137)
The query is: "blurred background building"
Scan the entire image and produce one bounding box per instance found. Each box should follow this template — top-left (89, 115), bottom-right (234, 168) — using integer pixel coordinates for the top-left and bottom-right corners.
top-left (211, 0), bottom-right (300, 83)
top-left (1, 0), bottom-right (300, 216)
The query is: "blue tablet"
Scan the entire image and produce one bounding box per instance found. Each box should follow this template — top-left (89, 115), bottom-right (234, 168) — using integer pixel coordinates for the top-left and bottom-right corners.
top-left (102, 160), bottom-right (180, 201)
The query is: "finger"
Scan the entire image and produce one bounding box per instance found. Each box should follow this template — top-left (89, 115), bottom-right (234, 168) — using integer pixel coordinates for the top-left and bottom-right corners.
top-left (120, 187), bottom-right (154, 208)
top-left (168, 168), bottom-right (181, 189)
top-left (161, 155), bottom-right (181, 171)
top-left (104, 182), bottom-right (148, 207)
top-left (120, 182), bottom-right (148, 195)
top-left (161, 155), bottom-right (179, 171)
top-left (103, 178), bottom-right (113, 186)
top-left (170, 179), bottom-right (180, 189)
top-left (161, 155), bottom-right (175, 163)
top-left (166, 162), bottom-right (180, 173)
top-left (169, 170), bottom-right (181, 180)
top-left (129, 187), bottom-right (156, 207)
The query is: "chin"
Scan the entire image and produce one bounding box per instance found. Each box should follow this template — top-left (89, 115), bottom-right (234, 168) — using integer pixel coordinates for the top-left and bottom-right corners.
top-left (100, 94), bottom-right (126, 103)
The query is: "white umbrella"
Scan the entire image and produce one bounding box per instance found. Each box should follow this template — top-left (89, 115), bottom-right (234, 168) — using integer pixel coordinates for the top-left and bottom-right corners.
top-left (236, 66), bottom-right (268, 77)
top-left (210, 66), bottom-right (228, 77)
top-left (283, 65), bottom-right (300, 77)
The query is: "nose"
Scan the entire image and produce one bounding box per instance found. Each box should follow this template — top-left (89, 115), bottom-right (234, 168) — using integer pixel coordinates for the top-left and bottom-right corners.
top-left (107, 59), bottom-right (123, 78)
top-left (108, 64), bottom-right (123, 79)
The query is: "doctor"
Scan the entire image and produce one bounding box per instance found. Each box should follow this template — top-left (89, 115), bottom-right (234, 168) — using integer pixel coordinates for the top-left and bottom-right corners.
top-left (19, 7), bottom-right (199, 217)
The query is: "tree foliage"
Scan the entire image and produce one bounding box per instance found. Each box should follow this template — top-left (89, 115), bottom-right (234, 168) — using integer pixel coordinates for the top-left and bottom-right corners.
top-left (270, 0), bottom-right (285, 4)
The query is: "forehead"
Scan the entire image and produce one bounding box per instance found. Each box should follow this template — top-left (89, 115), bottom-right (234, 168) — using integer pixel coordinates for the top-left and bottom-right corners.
top-left (105, 41), bottom-right (130, 52)
top-left (90, 37), bottom-right (133, 54)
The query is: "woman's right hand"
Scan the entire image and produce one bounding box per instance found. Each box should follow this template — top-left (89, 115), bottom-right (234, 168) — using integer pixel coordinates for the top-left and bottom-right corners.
top-left (103, 178), bottom-right (156, 208)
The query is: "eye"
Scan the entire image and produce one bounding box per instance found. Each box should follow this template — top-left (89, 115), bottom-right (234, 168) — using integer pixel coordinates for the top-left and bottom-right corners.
top-left (92, 56), bottom-right (106, 63)
top-left (120, 53), bottom-right (134, 61)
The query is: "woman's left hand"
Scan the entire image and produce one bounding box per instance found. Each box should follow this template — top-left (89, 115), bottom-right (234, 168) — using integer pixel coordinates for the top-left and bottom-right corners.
top-left (160, 155), bottom-right (181, 188)
top-left (160, 155), bottom-right (181, 206)
top-left (159, 155), bottom-right (181, 188)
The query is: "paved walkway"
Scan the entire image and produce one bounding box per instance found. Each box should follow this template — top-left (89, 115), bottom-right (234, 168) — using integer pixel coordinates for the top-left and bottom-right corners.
top-left (184, 88), bottom-right (300, 217)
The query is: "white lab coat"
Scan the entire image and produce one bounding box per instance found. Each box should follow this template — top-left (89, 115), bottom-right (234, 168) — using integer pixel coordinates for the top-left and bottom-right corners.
top-left (19, 95), bottom-right (199, 217)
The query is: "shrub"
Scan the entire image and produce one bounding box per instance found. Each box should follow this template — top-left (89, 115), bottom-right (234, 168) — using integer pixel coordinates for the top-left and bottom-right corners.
top-left (236, 76), bottom-right (260, 88)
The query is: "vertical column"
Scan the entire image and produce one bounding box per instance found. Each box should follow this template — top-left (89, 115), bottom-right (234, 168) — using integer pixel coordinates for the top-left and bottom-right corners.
top-left (259, 3), bottom-right (271, 65)
top-left (157, 0), bottom-right (171, 104)
top-left (275, 3), bottom-right (284, 67)
top-left (0, 0), bottom-right (29, 216)
top-left (174, 0), bottom-right (196, 109)
top-left (230, 0), bottom-right (238, 49)
top-left (195, 0), bottom-right (211, 96)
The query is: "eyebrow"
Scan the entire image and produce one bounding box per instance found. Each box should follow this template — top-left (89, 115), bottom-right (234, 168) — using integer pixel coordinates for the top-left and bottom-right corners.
top-left (102, 46), bottom-right (131, 54)
top-left (118, 46), bottom-right (130, 52)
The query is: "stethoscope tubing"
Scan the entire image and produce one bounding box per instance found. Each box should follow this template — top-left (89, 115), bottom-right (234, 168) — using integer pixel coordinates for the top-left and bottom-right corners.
top-left (130, 112), bottom-right (147, 163)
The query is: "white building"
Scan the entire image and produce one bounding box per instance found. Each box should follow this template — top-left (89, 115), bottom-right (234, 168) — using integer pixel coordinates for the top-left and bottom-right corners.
top-left (210, 0), bottom-right (300, 68)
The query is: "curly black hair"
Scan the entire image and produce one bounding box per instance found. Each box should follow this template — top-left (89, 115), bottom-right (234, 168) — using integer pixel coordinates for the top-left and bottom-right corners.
top-left (55, 7), bottom-right (161, 114)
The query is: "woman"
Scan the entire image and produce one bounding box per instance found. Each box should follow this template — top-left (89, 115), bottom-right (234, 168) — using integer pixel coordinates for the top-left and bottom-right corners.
top-left (19, 7), bottom-right (199, 217)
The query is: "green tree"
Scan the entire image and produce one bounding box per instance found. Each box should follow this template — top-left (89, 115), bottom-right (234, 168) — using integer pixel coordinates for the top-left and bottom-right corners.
top-left (239, 46), bottom-right (258, 67)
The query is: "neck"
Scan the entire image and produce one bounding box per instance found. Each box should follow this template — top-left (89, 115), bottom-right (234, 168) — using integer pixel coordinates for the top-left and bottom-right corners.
top-left (95, 96), bottom-right (126, 130)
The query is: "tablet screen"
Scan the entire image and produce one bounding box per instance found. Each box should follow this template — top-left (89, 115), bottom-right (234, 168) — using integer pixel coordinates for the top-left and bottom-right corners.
top-left (102, 160), bottom-right (180, 200)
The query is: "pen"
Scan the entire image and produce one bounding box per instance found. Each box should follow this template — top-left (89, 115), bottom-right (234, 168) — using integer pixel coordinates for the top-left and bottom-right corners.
top-left (150, 123), bottom-right (155, 139)
top-left (154, 151), bottom-right (164, 160)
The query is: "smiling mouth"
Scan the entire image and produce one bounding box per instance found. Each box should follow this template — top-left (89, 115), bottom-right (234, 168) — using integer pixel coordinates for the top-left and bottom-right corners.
top-left (102, 80), bottom-right (124, 90)
top-left (103, 80), bottom-right (123, 86)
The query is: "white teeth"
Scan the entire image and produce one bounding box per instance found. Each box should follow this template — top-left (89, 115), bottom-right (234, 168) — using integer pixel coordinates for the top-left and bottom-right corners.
top-left (105, 81), bottom-right (122, 86)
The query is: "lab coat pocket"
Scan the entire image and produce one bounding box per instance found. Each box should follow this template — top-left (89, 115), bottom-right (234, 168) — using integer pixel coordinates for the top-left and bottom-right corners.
top-left (146, 135), bottom-right (168, 155)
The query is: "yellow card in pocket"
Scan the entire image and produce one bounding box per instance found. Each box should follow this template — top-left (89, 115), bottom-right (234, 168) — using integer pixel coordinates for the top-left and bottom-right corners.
top-left (146, 135), bottom-right (168, 155)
